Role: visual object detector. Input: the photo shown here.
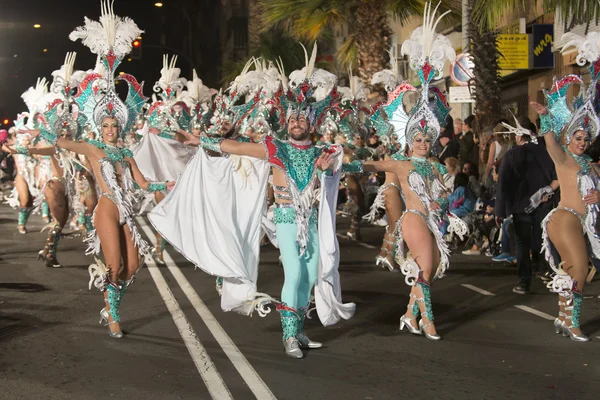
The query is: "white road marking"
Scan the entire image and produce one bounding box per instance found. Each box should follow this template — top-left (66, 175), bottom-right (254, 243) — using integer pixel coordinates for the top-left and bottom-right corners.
top-left (138, 218), bottom-right (277, 400)
top-left (461, 284), bottom-right (495, 296)
top-left (514, 305), bottom-right (555, 321)
top-left (145, 257), bottom-right (233, 399)
top-left (336, 232), bottom-right (376, 249)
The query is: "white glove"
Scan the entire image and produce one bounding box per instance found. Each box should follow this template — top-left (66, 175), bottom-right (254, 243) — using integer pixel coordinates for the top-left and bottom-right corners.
top-left (525, 186), bottom-right (553, 214)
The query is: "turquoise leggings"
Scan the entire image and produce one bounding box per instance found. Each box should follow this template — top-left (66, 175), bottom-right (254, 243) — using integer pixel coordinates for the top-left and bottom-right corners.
top-left (276, 221), bottom-right (319, 309)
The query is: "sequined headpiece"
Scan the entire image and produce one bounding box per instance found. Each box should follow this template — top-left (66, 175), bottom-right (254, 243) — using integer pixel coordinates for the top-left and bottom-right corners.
top-left (283, 43), bottom-right (339, 132)
top-left (380, 2), bottom-right (454, 149)
top-left (69, 0), bottom-right (147, 138)
top-left (561, 31), bottom-right (600, 143)
top-left (331, 68), bottom-right (371, 145)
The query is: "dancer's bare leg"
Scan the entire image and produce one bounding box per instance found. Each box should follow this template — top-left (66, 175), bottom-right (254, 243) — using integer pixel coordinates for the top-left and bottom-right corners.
top-left (152, 191), bottom-right (166, 263)
top-left (402, 212), bottom-right (440, 336)
top-left (547, 211), bottom-right (588, 336)
top-left (345, 174), bottom-right (365, 240)
top-left (94, 197), bottom-right (123, 334)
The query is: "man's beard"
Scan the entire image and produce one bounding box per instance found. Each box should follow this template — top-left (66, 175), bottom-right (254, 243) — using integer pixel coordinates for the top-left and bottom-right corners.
top-left (289, 128), bottom-right (310, 141)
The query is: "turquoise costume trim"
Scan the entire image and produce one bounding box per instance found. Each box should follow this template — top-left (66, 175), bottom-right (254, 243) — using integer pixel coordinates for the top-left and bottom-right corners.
top-left (391, 152), bottom-right (446, 179)
top-left (417, 280), bottom-right (434, 321)
top-left (18, 208), bottom-right (31, 226)
top-left (148, 182), bottom-right (167, 192)
top-left (106, 283), bottom-right (122, 323)
top-left (571, 292), bottom-right (583, 328)
top-left (41, 201), bottom-right (50, 217)
top-left (436, 197), bottom-right (449, 211)
top-left (269, 139), bottom-right (323, 192)
top-left (278, 305), bottom-right (301, 341)
top-left (87, 139), bottom-right (133, 161)
top-left (200, 136), bottom-right (225, 154)
top-left (40, 128), bottom-right (58, 146)
top-left (15, 145), bottom-right (29, 155)
top-left (158, 131), bottom-right (175, 139)
top-left (342, 160), bottom-right (364, 174)
top-left (563, 146), bottom-right (592, 175)
top-left (273, 207), bottom-right (317, 225)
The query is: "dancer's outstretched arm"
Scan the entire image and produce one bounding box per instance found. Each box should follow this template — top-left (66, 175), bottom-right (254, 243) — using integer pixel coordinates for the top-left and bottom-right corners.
top-left (18, 128), bottom-right (94, 158)
top-left (178, 129), bottom-right (266, 159)
top-left (530, 102), bottom-right (568, 165)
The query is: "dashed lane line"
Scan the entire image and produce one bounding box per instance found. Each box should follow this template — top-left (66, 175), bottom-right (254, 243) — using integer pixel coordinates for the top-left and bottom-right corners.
top-left (144, 255), bottom-right (233, 399)
top-left (514, 305), bottom-right (555, 321)
top-left (461, 284), bottom-right (496, 296)
top-left (138, 218), bottom-right (277, 400)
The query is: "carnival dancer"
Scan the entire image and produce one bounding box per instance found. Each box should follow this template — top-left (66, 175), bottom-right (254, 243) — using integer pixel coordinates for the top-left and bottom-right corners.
top-left (24, 1), bottom-right (173, 338)
top-left (150, 44), bottom-right (355, 358)
top-left (529, 30), bottom-right (600, 342)
top-left (334, 70), bottom-right (375, 241)
top-left (365, 59), bottom-right (406, 272)
top-left (131, 55), bottom-right (202, 263)
top-left (343, 3), bottom-right (467, 340)
top-left (3, 82), bottom-right (48, 234)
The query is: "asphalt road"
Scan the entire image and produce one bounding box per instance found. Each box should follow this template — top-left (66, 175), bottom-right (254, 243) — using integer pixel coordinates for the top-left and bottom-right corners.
top-left (1, 203), bottom-right (599, 400)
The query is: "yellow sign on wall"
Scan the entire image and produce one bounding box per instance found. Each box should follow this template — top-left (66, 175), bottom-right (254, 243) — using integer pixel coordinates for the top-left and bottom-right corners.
top-left (497, 34), bottom-right (529, 70)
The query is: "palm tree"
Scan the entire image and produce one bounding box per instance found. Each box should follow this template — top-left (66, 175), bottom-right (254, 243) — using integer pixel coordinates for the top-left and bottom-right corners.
top-left (259, 0), bottom-right (458, 85)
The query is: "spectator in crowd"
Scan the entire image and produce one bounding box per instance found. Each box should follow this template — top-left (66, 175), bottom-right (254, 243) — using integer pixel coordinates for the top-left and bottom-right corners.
top-left (454, 118), bottom-right (463, 139)
top-left (443, 157), bottom-right (460, 192)
top-left (367, 131), bottom-right (380, 149)
top-left (462, 161), bottom-right (481, 198)
top-left (449, 172), bottom-right (476, 219)
top-left (483, 123), bottom-right (515, 187)
top-left (495, 119), bottom-right (559, 294)
top-left (459, 115), bottom-right (479, 167)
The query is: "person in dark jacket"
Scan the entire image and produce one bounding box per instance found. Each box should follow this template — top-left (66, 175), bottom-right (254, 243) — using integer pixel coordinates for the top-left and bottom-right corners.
top-left (495, 119), bottom-right (559, 294)
top-left (458, 115), bottom-right (479, 167)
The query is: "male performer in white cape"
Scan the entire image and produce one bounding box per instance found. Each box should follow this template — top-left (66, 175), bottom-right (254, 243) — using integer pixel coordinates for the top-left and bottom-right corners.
top-left (148, 61), bottom-right (355, 358)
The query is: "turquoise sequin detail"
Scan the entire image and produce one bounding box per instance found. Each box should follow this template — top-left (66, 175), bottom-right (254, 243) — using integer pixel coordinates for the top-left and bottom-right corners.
top-left (272, 140), bottom-right (323, 192)
top-left (279, 307), bottom-right (300, 341)
top-left (88, 139), bottom-right (132, 162)
top-left (148, 182), bottom-right (167, 192)
top-left (18, 208), bottom-right (30, 226)
top-left (411, 301), bottom-right (420, 317)
top-left (417, 281), bottom-right (434, 322)
top-left (15, 145), bottom-right (29, 155)
top-left (40, 128), bottom-right (58, 146)
top-left (200, 136), bottom-right (225, 153)
top-left (436, 197), bottom-right (449, 211)
top-left (391, 153), bottom-right (441, 180)
top-left (342, 160), bottom-right (364, 174)
top-left (273, 207), bottom-right (317, 225)
top-left (41, 201), bottom-right (50, 217)
top-left (571, 292), bottom-right (583, 328)
top-left (563, 146), bottom-right (592, 175)
top-left (106, 284), bottom-right (122, 323)
top-left (158, 131), bottom-right (175, 139)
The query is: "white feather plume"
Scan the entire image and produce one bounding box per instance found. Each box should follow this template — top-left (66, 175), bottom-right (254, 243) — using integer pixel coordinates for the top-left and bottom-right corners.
top-left (339, 68), bottom-right (369, 102)
top-left (400, 2), bottom-right (455, 78)
top-left (21, 78), bottom-right (49, 116)
top-left (181, 69), bottom-right (216, 107)
top-left (69, 0), bottom-right (143, 59)
top-left (371, 50), bottom-right (403, 92)
top-left (562, 31), bottom-right (600, 66)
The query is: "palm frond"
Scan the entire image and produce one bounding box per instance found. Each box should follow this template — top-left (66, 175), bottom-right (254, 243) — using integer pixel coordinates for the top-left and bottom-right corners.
top-left (336, 35), bottom-right (358, 70)
top-left (387, 0), bottom-right (460, 26)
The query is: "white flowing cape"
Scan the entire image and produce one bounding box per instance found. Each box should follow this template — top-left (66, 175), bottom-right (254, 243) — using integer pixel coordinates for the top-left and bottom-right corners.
top-left (148, 149), bottom-right (355, 327)
top-left (131, 131), bottom-right (197, 182)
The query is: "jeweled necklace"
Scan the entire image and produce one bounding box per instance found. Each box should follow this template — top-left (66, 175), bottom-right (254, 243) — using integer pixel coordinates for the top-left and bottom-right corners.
top-left (88, 139), bottom-right (129, 162)
top-left (563, 146), bottom-right (591, 175)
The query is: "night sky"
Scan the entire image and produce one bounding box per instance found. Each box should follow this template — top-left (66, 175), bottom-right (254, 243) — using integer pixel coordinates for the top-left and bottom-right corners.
top-left (0, 0), bottom-right (222, 123)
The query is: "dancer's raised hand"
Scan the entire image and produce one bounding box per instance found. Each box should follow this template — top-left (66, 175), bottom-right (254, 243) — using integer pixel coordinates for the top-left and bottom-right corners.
top-left (530, 101), bottom-right (548, 116)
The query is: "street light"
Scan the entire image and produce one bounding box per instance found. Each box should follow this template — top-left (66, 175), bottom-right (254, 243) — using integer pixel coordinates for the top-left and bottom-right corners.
top-left (33, 24), bottom-right (41, 28)
top-left (154, 2), bottom-right (163, 7)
